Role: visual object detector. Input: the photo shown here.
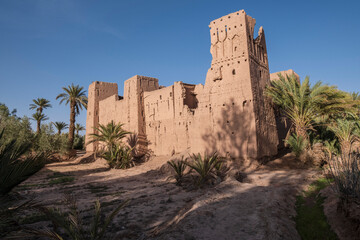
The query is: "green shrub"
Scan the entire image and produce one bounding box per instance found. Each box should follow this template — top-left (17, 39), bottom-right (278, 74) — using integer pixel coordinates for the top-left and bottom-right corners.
top-left (0, 130), bottom-right (45, 196)
top-left (0, 103), bottom-right (33, 147)
top-left (101, 144), bottom-right (135, 169)
top-left (73, 135), bottom-right (85, 150)
top-left (186, 152), bottom-right (223, 186)
top-left (23, 195), bottom-right (129, 240)
top-left (167, 158), bottom-right (187, 185)
top-left (32, 124), bottom-right (69, 156)
top-left (285, 134), bottom-right (308, 158)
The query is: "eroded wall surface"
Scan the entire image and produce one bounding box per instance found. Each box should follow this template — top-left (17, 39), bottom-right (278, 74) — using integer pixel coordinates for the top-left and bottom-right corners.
top-left (85, 10), bottom-right (281, 159)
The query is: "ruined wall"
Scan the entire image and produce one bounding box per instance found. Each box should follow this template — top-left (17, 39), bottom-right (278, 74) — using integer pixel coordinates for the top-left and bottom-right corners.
top-left (85, 10), bottom-right (280, 159)
top-left (270, 69), bottom-right (300, 82)
top-left (85, 81), bottom-right (118, 152)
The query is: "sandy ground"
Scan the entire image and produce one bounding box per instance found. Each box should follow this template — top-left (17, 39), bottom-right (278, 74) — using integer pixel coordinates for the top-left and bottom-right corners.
top-left (13, 153), bottom-right (320, 240)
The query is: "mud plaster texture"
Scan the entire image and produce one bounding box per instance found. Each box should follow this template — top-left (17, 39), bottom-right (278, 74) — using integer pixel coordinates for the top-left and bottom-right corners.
top-left (14, 153), bottom-right (319, 240)
top-left (85, 10), bottom-right (297, 159)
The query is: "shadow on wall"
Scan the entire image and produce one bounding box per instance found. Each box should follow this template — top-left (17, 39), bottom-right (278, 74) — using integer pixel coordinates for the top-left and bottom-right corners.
top-left (201, 98), bottom-right (255, 158)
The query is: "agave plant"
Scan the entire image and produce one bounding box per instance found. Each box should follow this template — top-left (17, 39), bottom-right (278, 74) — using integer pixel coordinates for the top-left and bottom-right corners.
top-left (167, 158), bottom-right (187, 185)
top-left (23, 195), bottom-right (129, 240)
top-left (186, 153), bottom-right (222, 186)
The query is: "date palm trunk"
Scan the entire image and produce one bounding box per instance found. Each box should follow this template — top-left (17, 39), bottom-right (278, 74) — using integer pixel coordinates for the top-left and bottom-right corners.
top-left (69, 101), bottom-right (76, 148)
top-left (36, 120), bottom-right (41, 134)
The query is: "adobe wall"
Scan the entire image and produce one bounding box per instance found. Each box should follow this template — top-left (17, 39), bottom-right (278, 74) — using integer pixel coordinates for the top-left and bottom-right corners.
top-left (85, 10), bottom-right (280, 159)
top-left (270, 69), bottom-right (300, 82)
top-left (85, 81), bottom-right (118, 152)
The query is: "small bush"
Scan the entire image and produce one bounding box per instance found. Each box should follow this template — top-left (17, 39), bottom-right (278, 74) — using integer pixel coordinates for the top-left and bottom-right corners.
top-left (327, 153), bottom-right (360, 202)
top-left (167, 158), bottom-right (187, 185)
top-left (23, 195), bottom-right (129, 240)
top-left (101, 144), bottom-right (135, 169)
top-left (286, 134), bottom-right (308, 158)
top-left (73, 135), bottom-right (85, 150)
top-left (186, 152), bottom-right (223, 186)
top-left (33, 124), bottom-right (69, 156)
top-left (0, 130), bottom-right (45, 196)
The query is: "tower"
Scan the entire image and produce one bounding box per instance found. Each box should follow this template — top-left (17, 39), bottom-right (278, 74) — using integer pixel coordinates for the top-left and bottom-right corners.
top-left (200, 10), bottom-right (278, 158)
top-left (85, 81), bottom-right (118, 152)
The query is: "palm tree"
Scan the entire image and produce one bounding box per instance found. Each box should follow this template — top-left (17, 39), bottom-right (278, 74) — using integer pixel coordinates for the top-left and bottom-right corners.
top-left (29, 98), bottom-right (52, 114)
top-left (75, 123), bottom-right (85, 136)
top-left (56, 84), bottom-right (87, 148)
top-left (31, 112), bottom-right (49, 134)
top-left (87, 121), bottom-right (130, 151)
top-left (328, 119), bottom-right (360, 155)
top-left (266, 74), bottom-right (353, 140)
top-left (52, 121), bottom-right (68, 135)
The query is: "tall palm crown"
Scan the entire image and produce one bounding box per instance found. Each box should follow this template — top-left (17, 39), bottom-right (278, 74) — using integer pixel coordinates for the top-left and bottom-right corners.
top-left (75, 123), bottom-right (85, 136)
top-left (88, 121), bottom-right (130, 151)
top-left (266, 74), bottom-right (353, 139)
top-left (29, 98), bottom-right (52, 114)
top-left (56, 84), bottom-right (87, 148)
top-left (32, 112), bottom-right (49, 134)
top-left (53, 121), bottom-right (68, 135)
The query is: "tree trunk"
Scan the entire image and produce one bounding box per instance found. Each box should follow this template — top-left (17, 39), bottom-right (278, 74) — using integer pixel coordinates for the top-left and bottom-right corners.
top-left (58, 129), bottom-right (61, 135)
top-left (36, 120), bottom-right (41, 134)
top-left (69, 101), bottom-right (76, 148)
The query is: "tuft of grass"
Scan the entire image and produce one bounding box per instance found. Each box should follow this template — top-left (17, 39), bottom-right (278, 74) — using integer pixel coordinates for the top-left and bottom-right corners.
top-left (22, 195), bottom-right (129, 240)
top-left (49, 176), bottom-right (75, 185)
top-left (167, 159), bottom-right (187, 185)
top-left (47, 172), bottom-right (68, 179)
top-left (295, 177), bottom-right (338, 240)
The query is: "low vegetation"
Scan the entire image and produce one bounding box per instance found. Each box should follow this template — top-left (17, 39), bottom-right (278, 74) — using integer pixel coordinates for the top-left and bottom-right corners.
top-left (167, 158), bottom-right (187, 185)
top-left (168, 152), bottom-right (226, 187)
top-left (18, 195), bottom-right (129, 240)
top-left (0, 129), bottom-right (45, 196)
top-left (295, 178), bottom-right (338, 239)
top-left (266, 73), bottom-right (359, 160)
top-left (327, 153), bottom-right (360, 203)
top-left (88, 122), bottom-right (149, 169)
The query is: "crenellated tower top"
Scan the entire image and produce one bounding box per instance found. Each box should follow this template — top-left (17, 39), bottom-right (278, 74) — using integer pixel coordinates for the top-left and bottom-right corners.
top-left (208, 10), bottom-right (268, 67)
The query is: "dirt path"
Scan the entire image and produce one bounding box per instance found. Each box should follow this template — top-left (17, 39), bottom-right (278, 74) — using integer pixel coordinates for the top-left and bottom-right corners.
top-left (14, 154), bottom-right (319, 240)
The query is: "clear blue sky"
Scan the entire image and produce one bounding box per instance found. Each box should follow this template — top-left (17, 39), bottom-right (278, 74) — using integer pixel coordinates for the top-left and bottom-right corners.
top-left (1, 0), bottom-right (359, 132)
